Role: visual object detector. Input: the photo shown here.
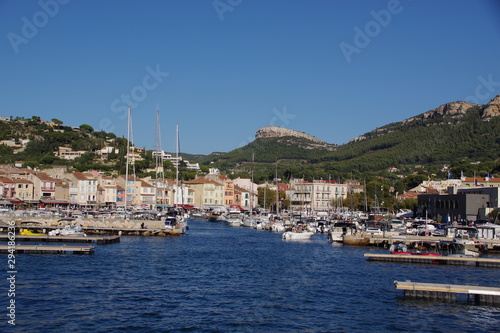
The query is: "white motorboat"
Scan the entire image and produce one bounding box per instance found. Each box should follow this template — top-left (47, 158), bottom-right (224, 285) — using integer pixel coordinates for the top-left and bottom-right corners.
top-left (221, 211), bottom-right (243, 227)
top-left (282, 230), bottom-right (314, 240)
top-left (327, 221), bottom-right (357, 242)
top-left (58, 225), bottom-right (86, 237)
top-left (163, 215), bottom-right (188, 234)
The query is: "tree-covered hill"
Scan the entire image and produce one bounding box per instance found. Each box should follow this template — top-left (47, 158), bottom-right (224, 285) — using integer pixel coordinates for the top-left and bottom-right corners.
top-left (197, 97), bottom-right (500, 183)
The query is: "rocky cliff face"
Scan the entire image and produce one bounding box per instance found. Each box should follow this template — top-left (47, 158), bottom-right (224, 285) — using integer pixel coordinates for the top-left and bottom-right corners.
top-left (255, 126), bottom-right (327, 144)
top-left (483, 95), bottom-right (500, 118)
top-left (403, 95), bottom-right (500, 124)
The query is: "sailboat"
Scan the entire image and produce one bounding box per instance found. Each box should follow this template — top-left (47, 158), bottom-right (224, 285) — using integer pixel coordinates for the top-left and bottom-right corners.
top-left (280, 165), bottom-right (313, 241)
top-left (158, 117), bottom-right (188, 234)
top-left (242, 153), bottom-right (256, 227)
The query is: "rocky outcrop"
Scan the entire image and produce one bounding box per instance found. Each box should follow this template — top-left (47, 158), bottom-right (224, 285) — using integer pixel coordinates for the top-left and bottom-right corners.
top-left (483, 95), bottom-right (500, 118)
top-left (403, 101), bottom-right (478, 124)
top-left (255, 126), bottom-right (326, 144)
top-left (403, 95), bottom-right (500, 124)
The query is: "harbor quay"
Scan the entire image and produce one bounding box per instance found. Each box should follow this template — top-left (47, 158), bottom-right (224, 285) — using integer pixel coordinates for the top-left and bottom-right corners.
top-left (0, 217), bottom-right (182, 236)
top-left (345, 232), bottom-right (500, 252)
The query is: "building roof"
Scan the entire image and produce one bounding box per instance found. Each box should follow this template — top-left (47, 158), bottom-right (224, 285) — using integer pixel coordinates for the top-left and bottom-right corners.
top-left (140, 180), bottom-right (154, 188)
top-left (72, 172), bottom-right (89, 180)
top-left (397, 191), bottom-right (419, 200)
top-left (184, 178), bottom-right (222, 186)
top-left (35, 172), bottom-right (55, 181)
top-left (12, 179), bottom-right (33, 184)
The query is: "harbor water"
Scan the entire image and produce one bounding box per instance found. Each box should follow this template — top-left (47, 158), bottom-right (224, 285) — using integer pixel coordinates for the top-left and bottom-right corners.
top-left (10, 219), bottom-right (500, 332)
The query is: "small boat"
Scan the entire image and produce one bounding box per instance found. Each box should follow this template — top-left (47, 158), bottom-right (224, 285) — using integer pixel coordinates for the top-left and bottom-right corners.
top-left (208, 212), bottom-right (221, 222)
top-left (389, 242), bottom-right (440, 256)
top-left (59, 225), bottom-right (86, 237)
top-left (242, 216), bottom-right (254, 227)
top-left (220, 210), bottom-right (242, 227)
top-left (328, 221), bottom-right (357, 242)
top-left (20, 229), bottom-right (45, 236)
top-left (282, 227), bottom-right (314, 240)
top-left (438, 240), bottom-right (483, 257)
top-left (163, 215), bottom-right (188, 234)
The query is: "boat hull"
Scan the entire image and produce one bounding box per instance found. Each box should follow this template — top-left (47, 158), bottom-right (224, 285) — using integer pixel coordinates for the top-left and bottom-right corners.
top-left (282, 231), bottom-right (314, 240)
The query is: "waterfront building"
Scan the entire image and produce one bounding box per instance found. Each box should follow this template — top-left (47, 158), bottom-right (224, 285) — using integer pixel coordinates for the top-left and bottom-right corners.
top-left (0, 177), bottom-right (16, 199)
top-left (146, 177), bottom-right (173, 207)
top-left (172, 183), bottom-right (194, 207)
top-left (116, 175), bottom-right (142, 207)
top-left (69, 172), bottom-right (98, 207)
top-left (417, 187), bottom-right (499, 222)
top-left (12, 178), bottom-right (34, 201)
top-left (54, 180), bottom-right (70, 203)
top-left (20, 172), bottom-right (57, 201)
top-left (205, 174), bottom-right (238, 207)
top-left (184, 178), bottom-right (224, 207)
top-left (96, 175), bottom-right (117, 208)
top-left (234, 185), bottom-right (251, 210)
top-left (139, 179), bottom-right (156, 208)
top-left (233, 177), bottom-right (258, 210)
top-left (288, 178), bottom-right (348, 214)
top-left (116, 185), bottom-right (125, 207)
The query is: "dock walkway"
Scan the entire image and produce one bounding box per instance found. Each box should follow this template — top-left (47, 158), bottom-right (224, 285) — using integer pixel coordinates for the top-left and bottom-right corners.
top-left (394, 280), bottom-right (500, 305)
top-left (0, 244), bottom-right (94, 254)
top-left (364, 253), bottom-right (500, 268)
top-left (0, 234), bottom-right (120, 245)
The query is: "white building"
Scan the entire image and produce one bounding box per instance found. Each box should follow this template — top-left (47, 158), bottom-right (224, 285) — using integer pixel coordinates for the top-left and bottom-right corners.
top-left (287, 178), bottom-right (348, 214)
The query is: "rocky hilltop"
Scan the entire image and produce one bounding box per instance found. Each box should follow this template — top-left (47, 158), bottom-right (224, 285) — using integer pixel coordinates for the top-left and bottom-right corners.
top-left (403, 95), bottom-right (500, 124)
top-left (483, 95), bottom-right (500, 117)
top-left (255, 126), bottom-right (326, 144)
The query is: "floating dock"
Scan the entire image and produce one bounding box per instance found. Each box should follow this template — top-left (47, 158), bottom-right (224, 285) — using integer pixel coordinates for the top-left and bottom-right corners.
top-left (394, 280), bottom-right (500, 305)
top-left (364, 253), bottom-right (500, 268)
top-left (2, 225), bottom-right (183, 237)
top-left (0, 244), bottom-right (95, 254)
top-left (0, 234), bottom-right (120, 245)
top-left (360, 234), bottom-right (500, 252)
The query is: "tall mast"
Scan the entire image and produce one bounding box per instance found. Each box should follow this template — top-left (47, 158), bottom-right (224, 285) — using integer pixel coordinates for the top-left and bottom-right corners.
top-left (363, 179), bottom-right (368, 212)
top-left (250, 153), bottom-right (254, 214)
top-left (125, 106), bottom-right (131, 211)
top-left (175, 123), bottom-right (184, 206)
top-left (155, 108), bottom-right (164, 209)
top-left (264, 183), bottom-right (267, 210)
top-left (275, 164), bottom-right (279, 215)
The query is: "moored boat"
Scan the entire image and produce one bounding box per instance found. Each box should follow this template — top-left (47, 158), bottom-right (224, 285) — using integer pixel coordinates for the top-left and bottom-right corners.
top-left (282, 230), bottom-right (314, 240)
top-left (389, 242), bottom-right (440, 256)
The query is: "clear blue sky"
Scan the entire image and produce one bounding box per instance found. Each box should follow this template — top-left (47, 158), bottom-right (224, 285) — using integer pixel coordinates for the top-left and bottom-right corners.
top-left (1, 0), bottom-right (500, 155)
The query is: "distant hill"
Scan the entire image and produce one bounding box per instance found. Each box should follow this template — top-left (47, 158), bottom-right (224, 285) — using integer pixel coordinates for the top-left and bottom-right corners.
top-left (197, 95), bottom-right (500, 181)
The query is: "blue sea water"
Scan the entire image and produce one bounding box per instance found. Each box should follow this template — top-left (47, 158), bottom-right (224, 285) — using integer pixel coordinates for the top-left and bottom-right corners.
top-left (5, 219), bottom-right (500, 332)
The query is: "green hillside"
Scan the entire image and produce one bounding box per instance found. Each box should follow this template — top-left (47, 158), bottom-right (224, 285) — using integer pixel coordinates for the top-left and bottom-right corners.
top-left (199, 100), bottom-right (500, 183)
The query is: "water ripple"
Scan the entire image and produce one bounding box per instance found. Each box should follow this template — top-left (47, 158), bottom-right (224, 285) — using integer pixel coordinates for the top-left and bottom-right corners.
top-left (11, 219), bottom-right (500, 332)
